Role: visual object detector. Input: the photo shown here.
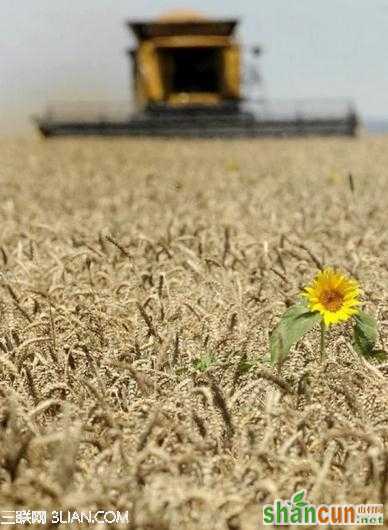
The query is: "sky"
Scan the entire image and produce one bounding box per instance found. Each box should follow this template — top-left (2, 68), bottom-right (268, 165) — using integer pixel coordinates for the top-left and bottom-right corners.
top-left (2, 0), bottom-right (388, 134)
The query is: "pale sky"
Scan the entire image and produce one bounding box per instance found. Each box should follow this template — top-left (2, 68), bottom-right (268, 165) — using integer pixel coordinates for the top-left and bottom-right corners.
top-left (2, 0), bottom-right (388, 133)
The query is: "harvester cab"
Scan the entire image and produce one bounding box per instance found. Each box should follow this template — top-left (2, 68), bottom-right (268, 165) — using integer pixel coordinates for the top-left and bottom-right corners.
top-left (128, 9), bottom-right (242, 111)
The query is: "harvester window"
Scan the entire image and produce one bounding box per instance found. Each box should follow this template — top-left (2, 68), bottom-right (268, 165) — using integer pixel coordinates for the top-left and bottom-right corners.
top-left (160, 47), bottom-right (221, 95)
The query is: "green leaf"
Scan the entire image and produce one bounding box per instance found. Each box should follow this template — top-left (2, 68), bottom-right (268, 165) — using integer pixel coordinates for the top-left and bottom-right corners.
top-left (237, 359), bottom-right (255, 374)
top-left (270, 305), bottom-right (321, 365)
top-left (192, 355), bottom-right (216, 372)
top-left (353, 311), bottom-right (378, 357)
top-left (371, 350), bottom-right (388, 361)
top-left (361, 349), bottom-right (388, 362)
top-left (292, 490), bottom-right (306, 505)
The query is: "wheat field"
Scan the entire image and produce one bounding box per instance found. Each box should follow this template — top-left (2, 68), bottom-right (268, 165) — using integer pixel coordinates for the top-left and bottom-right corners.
top-left (0, 135), bottom-right (387, 529)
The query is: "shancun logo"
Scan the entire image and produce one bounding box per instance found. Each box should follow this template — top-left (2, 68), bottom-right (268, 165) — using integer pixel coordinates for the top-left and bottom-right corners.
top-left (263, 490), bottom-right (384, 526)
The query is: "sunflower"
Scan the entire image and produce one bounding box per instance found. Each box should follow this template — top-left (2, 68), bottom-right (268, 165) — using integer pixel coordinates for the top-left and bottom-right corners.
top-left (303, 267), bottom-right (361, 327)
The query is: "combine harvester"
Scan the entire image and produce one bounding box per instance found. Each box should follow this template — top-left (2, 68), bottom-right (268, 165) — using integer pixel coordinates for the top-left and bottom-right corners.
top-left (35, 10), bottom-right (358, 138)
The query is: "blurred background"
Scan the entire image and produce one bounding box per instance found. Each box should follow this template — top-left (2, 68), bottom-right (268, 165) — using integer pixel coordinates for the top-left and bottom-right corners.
top-left (2, 0), bottom-right (388, 135)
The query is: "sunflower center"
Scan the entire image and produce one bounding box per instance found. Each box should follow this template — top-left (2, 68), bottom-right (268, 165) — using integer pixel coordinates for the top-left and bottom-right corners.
top-left (319, 289), bottom-right (344, 312)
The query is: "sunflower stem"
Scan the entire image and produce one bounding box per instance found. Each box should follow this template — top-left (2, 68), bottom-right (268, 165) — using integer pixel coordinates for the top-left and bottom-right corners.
top-left (320, 321), bottom-right (326, 361)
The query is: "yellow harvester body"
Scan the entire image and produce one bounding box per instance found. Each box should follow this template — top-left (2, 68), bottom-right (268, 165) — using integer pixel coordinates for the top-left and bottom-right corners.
top-left (128, 10), bottom-right (241, 108)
